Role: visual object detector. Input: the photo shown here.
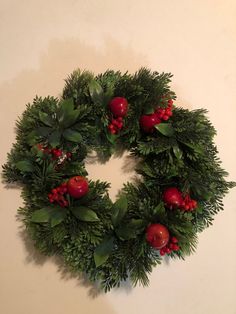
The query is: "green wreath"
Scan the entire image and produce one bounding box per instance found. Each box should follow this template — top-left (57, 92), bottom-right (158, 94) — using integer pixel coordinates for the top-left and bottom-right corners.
top-left (2, 68), bottom-right (235, 292)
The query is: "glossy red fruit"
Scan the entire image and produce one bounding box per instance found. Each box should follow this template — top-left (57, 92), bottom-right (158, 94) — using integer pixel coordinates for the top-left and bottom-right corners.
top-left (139, 113), bottom-right (161, 133)
top-left (109, 97), bottom-right (128, 117)
top-left (67, 176), bottom-right (89, 199)
top-left (146, 223), bottom-right (170, 249)
top-left (163, 187), bottom-right (183, 209)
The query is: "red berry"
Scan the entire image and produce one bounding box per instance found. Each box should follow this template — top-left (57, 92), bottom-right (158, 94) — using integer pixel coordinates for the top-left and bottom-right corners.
top-left (140, 113), bottom-right (161, 133)
top-left (171, 236), bottom-right (178, 244)
top-left (67, 176), bottom-right (89, 199)
top-left (117, 117), bottom-right (123, 122)
top-left (146, 223), bottom-right (170, 249)
top-left (163, 187), bottom-right (183, 209)
top-left (168, 99), bottom-right (173, 106)
top-left (166, 248), bottom-right (171, 254)
top-left (169, 243), bottom-right (174, 249)
top-left (66, 152), bottom-right (72, 159)
top-left (109, 97), bottom-right (128, 117)
top-left (160, 249), bottom-right (165, 256)
top-left (173, 244), bottom-right (180, 251)
top-left (162, 115), bottom-right (169, 121)
top-left (52, 189), bottom-right (57, 194)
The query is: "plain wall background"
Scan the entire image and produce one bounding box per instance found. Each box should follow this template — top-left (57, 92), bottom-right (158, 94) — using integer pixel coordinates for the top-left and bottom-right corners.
top-left (0, 1), bottom-right (236, 313)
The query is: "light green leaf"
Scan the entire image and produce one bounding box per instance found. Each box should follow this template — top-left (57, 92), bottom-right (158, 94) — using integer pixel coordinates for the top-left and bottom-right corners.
top-left (31, 208), bottom-right (51, 223)
top-left (60, 109), bottom-right (80, 128)
top-left (39, 112), bottom-right (53, 127)
top-left (50, 209), bottom-right (67, 227)
top-left (57, 98), bottom-right (74, 124)
top-left (71, 206), bottom-right (99, 222)
top-left (88, 80), bottom-right (104, 105)
top-left (106, 132), bottom-right (117, 144)
top-left (173, 145), bottom-right (183, 159)
top-left (15, 160), bottom-right (34, 172)
top-left (26, 130), bottom-right (38, 145)
top-left (63, 129), bottom-right (82, 142)
top-left (115, 219), bottom-right (145, 240)
top-left (144, 106), bottom-right (155, 115)
top-left (94, 237), bottom-right (114, 267)
top-left (48, 130), bottom-right (61, 147)
top-left (152, 202), bottom-right (166, 218)
top-left (112, 195), bottom-right (128, 226)
top-left (155, 123), bottom-right (175, 137)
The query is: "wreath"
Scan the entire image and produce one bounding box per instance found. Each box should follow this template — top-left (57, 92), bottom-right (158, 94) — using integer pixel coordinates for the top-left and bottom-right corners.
top-left (2, 68), bottom-right (235, 292)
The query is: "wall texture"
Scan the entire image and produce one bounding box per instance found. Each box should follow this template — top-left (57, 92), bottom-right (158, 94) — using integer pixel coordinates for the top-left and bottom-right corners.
top-left (0, 1), bottom-right (236, 313)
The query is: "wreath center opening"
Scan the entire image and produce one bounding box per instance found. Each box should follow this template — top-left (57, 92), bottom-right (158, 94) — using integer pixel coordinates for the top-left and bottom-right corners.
top-left (85, 151), bottom-right (140, 201)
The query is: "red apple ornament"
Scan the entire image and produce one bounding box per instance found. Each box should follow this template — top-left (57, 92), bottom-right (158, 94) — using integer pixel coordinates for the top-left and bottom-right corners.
top-left (109, 97), bottom-right (128, 117)
top-left (139, 113), bottom-right (161, 133)
top-left (163, 187), bottom-right (183, 209)
top-left (146, 223), bottom-right (170, 249)
top-left (67, 176), bottom-right (89, 199)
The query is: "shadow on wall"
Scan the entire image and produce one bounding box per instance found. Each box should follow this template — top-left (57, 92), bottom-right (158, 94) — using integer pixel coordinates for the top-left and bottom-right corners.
top-left (1, 36), bottom-right (147, 298)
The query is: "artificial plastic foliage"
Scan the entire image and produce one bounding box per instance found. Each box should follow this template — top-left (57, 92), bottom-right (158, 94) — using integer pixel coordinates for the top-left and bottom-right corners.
top-left (2, 68), bottom-right (235, 292)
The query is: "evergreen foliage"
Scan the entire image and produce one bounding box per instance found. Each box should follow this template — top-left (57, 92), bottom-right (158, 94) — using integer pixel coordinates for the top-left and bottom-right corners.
top-left (2, 68), bottom-right (235, 292)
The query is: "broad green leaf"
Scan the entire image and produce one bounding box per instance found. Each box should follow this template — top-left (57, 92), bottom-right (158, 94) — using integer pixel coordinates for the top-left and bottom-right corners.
top-left (48, 130), bottom-right (61, 147)
top-left (63, 129), bottom-right (82, 142)
top-left (115, 219), bottom-right (145, 240)
top-left (50, 209), bottom-right (67, 227)
top-left (106, 132), bottom-right (117, 144)
top-left (94, 237), bottom-right (114, 267)
top-left (57, 98), bottom-right (74, 124)
top-left (26, 130), bottom-right (38, 145)
top-left (153, 202), bottom-right (166, 218)
top-left (143, 106), bottom-right (155, 115)
top-left (88, 80), bottom-right (104, 105)
top-left (15, 160), bottom-right (34, 172)
top-left (60, 109), bottom-right (80, 128)
top-left (71, 206), bottom-right (99, 222)
top-left (31, 208), bottom-right (51, 223)
top-left (112, 195), bottom-right (128, 226)
top-left (36, 126), bottom-right (52, 137)
top-left (179, 141), bottom-right (204, 155)
top-left (39, 112), bottom-right (53, 127)
top-left (155, 123), bottom-right (174, 137)
top-left (173, 145), bottom-right (183, 159)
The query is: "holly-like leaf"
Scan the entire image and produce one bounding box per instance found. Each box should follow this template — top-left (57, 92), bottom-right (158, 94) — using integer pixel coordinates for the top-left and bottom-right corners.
top-left (94, 237), bottom-right (114, 267)
top-left (36, 126), bottom-right (52, 137)
top-left (112, 195), bottom-right (128, 226)
top-left (173, 145), bottom-right (183, 159)
top-left (57, 98), bottom-right (74, 124)
top-left (155, 123), bottom-right (174, 137)
top-left (63, 129), bottom-right (82, 143)
top-left (60, 109), bottom-right (80, 128)
top-left (50, 209), bottom-right (67, 227)
top-left (48, 130), bottom-right (61, 147)
top-left (106, 132), bottom-right (117, 144)
top-left (71, 206), bottom-right (99, 222)
top-left (26, 130), bottom-right (38, 145)
top-left (152, 202), bottom-right (167, 219)
top-left (115, 219), bottom-right (145, 240)
top-left (15, 160), bottom-right (34, 172)
top-left (143, 106), bottom-right (155, 115)
top-left (88, 80), bottom-right (104, 105)
top-left (31, 208), bottom-right (51, 223)
top-left (39, 112), bottom-right (53, 127)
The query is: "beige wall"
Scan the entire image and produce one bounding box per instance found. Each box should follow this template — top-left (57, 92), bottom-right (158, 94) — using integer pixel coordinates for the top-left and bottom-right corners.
top-left (1, 1), bottom-right (236, 313)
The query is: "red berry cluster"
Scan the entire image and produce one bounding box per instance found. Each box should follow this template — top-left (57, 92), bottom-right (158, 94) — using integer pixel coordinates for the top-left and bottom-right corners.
top-left (180, 194), bottom-right (197, 211)
top-left (36, 144), bottom-right (72, 161)
top-left (48, 182), bottom-right (68, 207)
top-left (155, 99), bottom-right (173, 122)
top-left (160, 236), bottom-right (180, 256)
top-left (108, 117), bottom-right (123, 134)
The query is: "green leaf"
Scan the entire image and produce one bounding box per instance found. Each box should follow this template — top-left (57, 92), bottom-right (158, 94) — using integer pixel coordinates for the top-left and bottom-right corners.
top-left (143, 106), bottom-right (155, 115)
top-left (39, 112), bottom-right (53, 127)
top-left (50, 209), bottom-right (67, 227)
top-left (155, 123), bottom-right (175, 137)
top-left (60, 109), bottom-right (80, 128)
top-left (15, 160), bottom-right (34, 172)
top-left (152, 202), bottom-right (166, 219)
top-left (31, 208), bottom-right (51, 223)
top-left (115, 219), bottom-right (145, 240)
top-left (57, 98), bottom-right (74, 124)
top-left (112, 195), bottom-right (128, 226)
top-left (106, 132), bottom-right (117, 144)
top-left (94, 237), bottom-right (114, 267)
top-left (36, 126), bottom-right (52, 137)
top-left (173, 145), bottom-right (183, 159)
top-left (179, 141), bottom-right (204, 155)
top-left (71, 206), bottom-right (99, 222)
top-left (63, 129), bottom-right (82, 142)
top-left (48, 130), bottom-right (61, 147)
top-left (88, 80), bottom-right (104, 105)
top-left (26, 130), bottom-right (38, 145)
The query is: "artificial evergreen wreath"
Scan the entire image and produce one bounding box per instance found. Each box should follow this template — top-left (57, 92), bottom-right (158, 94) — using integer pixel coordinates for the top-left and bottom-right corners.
top-left (2, 69), bottom-right (235, 292)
